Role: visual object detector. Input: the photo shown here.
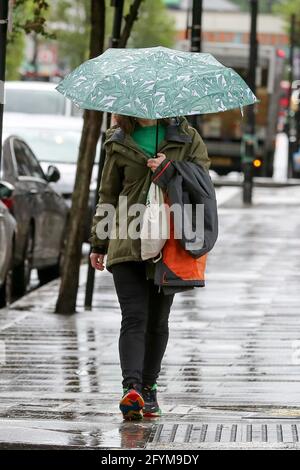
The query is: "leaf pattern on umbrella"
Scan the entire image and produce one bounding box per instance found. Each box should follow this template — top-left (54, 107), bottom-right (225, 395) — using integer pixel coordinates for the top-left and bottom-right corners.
top-left (56, 46), bottom-right (258, 118)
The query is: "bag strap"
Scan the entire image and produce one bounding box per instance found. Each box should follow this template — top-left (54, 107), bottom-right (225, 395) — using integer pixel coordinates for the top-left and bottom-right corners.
top-left (152, 251), bottom-right (163, 263)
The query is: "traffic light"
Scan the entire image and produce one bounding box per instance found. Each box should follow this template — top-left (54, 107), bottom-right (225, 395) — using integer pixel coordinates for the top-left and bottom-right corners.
top-left (241, 133), bottom-right (258, 166)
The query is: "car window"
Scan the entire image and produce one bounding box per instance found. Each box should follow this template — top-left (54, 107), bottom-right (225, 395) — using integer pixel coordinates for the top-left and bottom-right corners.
top-left (6, 128), bottom-right (100, 164)
top-left (14, 140), bottom-right (31, 176)
top-left (1, 140), bottom-right (15, 178)
top-left (71, 102), bottom-right (83, 117)
top-left (14, 140), bottom-right (45, 179)
top-left (5, 89), bottom-right (66, 115)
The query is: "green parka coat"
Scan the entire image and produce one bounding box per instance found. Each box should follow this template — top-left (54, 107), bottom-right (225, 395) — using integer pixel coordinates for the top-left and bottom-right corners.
top-left (90, 117), bottom-right (210, 270)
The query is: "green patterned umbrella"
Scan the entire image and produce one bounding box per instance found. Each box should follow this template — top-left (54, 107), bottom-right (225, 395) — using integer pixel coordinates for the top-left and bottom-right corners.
top-left (57, 46), bottom-right (258, 153)
top-left (56, 46), bottom-right (257, 119)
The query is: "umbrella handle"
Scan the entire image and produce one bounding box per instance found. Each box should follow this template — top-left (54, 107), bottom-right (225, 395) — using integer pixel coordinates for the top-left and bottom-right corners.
top-left (155, 121), bottom-right (159, 157)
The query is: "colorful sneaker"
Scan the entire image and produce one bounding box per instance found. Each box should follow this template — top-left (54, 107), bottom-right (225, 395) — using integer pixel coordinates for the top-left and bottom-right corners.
top-left (142, 384), bottom-right (162, 417)
top-left (119, 384), bottom-right (144, 421)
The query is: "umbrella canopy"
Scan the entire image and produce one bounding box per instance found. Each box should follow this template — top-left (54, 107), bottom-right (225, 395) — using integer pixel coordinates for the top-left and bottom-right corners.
top-left (56, 46), bottom-right (258, 119)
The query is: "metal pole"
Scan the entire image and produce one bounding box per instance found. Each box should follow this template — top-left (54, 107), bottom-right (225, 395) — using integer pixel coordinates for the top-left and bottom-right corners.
top-left (247, 0), bottom-right (258, 111)
top-left (296, 83), bottom-right (300, 158)
top-left (0, 0), bottom-right (9, 174)
top-left (190, 0), bottom-right (202, 53)
top-left (111, 0), bottom-right (124, 47)
top-left (287, 14), bottom-right (296, 179)
top-left (189, 0), bottom-right (203, 131)
top-left (185, 0), bottom-right (192, 41)
top-left (84, 0), bottom-right (124, 310)
top-left (242, 0), bottom-right (258, 205)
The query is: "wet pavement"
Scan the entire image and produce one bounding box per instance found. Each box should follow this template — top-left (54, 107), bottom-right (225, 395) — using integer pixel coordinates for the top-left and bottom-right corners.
top-left (1, 185), bottom-right (300, 449)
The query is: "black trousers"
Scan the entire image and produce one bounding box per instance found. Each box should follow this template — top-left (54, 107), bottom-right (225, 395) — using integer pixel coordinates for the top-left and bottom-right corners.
top-left (111, 261), bottom-right (174, 388)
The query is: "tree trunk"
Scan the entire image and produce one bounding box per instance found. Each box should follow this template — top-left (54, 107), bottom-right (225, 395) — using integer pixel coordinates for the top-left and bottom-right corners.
top-left (55, 0), bottom-right (105, 314)
top-left (55, 0), bottom-right (145, 314)
top-left (119, 0), bottom-right (144, 48)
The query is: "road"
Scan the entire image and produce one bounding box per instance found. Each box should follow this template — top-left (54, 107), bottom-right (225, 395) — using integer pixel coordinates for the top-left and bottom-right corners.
top-left (0, 184), bottom-right (300, 449)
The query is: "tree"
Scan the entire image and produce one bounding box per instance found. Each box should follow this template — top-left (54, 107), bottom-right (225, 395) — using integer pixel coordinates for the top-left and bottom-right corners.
top-left (106, 0), bottom-right (175, 49)
top-left (6, 0), bottom-right (55, 79)
top-left (55, 0), bottom-right (144, 314)
top-left (230, 1), bottom-right (300, 46)
top-left (274, 0), bottom-right (300, 46)
top-left (47, 0), bottom-right (175, 73)
top-left (6, 34), bottom-right (25, 80)
top-left (275, 0), bottom-right (300, 14)
top-left (55, 0), bottom-right (105, 314)
top-left (49, 0), bottom-right (91, 71)
top-left (230, 0), bottom-right (281, 13)
top-left (126, 0), bottom-right (176, 48)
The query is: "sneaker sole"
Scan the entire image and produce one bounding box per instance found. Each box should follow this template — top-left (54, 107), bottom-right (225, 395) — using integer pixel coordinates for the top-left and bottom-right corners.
top-left (119, 390), bottom-right (145, 421)
top-left (143, 409), bottom-right (162, 418)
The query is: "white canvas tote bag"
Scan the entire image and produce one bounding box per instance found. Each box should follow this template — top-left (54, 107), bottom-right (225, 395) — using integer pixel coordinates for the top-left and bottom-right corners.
top-left (140, 182), bottom-right (169, 260)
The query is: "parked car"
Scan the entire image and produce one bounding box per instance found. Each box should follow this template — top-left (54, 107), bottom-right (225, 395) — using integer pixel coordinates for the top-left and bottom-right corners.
top-left (3, 114), bottom-right (100, 241)
top-left (0, 189), bottom-right (16, 307)
top-left (4, 81), bottom-right (82, 118)
top-left (0, 134), bottom-right (69, 296)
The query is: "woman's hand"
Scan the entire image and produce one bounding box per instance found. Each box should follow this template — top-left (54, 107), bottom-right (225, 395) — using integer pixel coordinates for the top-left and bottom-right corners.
top-left (147, 153), bottom-right (166, 172)
top-left (90, 253), bottom-right (105, 271)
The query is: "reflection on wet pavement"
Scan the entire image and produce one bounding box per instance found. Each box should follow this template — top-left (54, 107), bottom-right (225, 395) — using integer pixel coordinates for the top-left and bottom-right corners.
top-left (1, 186), bottom-right (300, 449)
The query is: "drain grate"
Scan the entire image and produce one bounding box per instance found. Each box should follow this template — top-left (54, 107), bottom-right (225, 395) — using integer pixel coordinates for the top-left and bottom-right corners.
top-left (149, 423), bottom-right (300, 445)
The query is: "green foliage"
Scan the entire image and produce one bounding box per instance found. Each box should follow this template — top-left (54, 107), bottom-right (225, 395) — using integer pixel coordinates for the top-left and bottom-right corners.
top-left (104, 0), bottom-right (176, 49)
top-left (229, 0), bottom-right (248, 10)
top-left (230, 1), bottom-right (300, 45)
top-left (6, 0), bottom-right (55, 80)
top-left (12, 0), bottom-right (54, 37)
top-left (6, 34), bottom-right (25, 80)
top-left (50, 0), bottom-right (176, 69)
top-left (274, 0), bottom-right (300, 15)
top-left (49, 0), bottom-right (91, 70)
top-left (230, 0), bottom-right (281, 13)
top-left (230, 1), bottom-right (300, 46)
top-left (6, 0), bottom-right (176, 79)
top-left (274, 0), bottom-right (300, 46)
top-left (126, 0), bottom-right (176, 48)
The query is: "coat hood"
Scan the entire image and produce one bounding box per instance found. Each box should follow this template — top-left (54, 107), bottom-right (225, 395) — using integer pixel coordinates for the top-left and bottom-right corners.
top-left (104, 117), bottom-right (193, 149)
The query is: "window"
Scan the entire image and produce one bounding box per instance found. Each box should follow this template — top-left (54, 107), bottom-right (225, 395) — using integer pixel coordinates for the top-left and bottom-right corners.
top-left (6, 127), bottom-right (100, 164)
top-left (14, 140), bottom-right (45, 179)
top-left (11, 129), bottom-right (81, 164)
top-left (14, 140), bottom-right (30, 176)
top-left (1, 140), bottom-right (15, 178)
top-left (5, 89), bottom-right (66, 115)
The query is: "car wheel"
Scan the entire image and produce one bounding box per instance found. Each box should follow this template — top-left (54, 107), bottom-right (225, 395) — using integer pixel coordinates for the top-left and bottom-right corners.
top-left (37, 234), bottom-right (66, 286)
top-left (12, 227), bottom-right (34, 298)
top-left (0, 273), bottom-right (12, 308)
top-left (0, 243), bottom-right (14, 308)
top-left (0, 283), bottom-right (6, 308)
top-left (37, 264), bottom-right (60, 285)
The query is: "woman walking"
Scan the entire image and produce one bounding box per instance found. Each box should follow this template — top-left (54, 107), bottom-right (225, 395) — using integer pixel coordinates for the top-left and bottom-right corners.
top-left (90, 115), bottom-right (210, 421)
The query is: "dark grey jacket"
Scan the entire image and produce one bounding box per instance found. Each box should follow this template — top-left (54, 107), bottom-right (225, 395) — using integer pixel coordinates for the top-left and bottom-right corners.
top-left (151, 158), bottom-right (218, 295)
